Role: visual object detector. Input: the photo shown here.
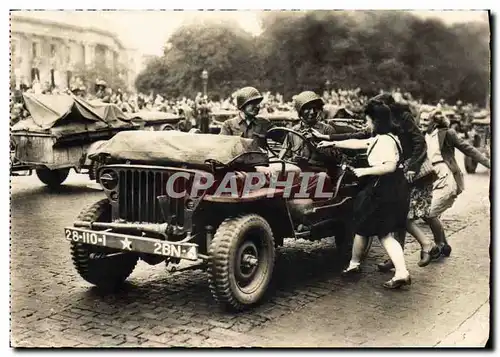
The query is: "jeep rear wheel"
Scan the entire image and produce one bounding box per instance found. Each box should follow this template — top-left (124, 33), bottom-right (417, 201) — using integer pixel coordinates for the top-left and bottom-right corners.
top-left (36, 168), bottom-right (70, 188)
top-left (70, 199), bottom-right (138, 289)
top-left (208, 214), bottom-right (275, 311)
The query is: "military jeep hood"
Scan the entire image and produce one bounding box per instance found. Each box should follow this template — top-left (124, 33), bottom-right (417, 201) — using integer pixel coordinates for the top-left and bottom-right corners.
top-left (88, 130), bottom-right (265, 166)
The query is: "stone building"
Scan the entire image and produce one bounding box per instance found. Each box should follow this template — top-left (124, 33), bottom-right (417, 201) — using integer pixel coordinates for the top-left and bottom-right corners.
top-left (10, 12), bottom-right (138, 91)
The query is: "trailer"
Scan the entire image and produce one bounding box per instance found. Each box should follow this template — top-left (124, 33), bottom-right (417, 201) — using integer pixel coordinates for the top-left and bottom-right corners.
top-left (10, 93), bottom-right (140, 187)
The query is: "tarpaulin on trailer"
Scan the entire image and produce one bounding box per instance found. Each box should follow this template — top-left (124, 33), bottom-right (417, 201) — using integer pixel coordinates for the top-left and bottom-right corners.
top-left (11, 94), bottom-right (137, 138)
top-left (89, 130), bottom-right (263, 166)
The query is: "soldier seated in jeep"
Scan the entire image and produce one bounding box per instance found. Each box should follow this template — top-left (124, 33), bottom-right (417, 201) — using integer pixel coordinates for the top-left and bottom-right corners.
top-left (219, 87), bottom-right (273, 149)
top-left (279, 91), bottom-right (338, 166)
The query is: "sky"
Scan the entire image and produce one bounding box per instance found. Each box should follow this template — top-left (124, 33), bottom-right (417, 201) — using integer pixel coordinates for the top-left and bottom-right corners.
top-left (13, 10), bottom-right (490, 56)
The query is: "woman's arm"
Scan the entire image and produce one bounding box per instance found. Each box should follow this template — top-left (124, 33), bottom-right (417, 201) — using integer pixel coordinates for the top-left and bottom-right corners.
top-left (318, 138), bottom-right (372, 150)
top-left (355, 162), bottom-right (397, 177)
top-left (448, 129), bottom-right (490, 168)
top-left (329, 130), bottom-right (371, 141)
top-left (312, 128), bottom-right (370, 141)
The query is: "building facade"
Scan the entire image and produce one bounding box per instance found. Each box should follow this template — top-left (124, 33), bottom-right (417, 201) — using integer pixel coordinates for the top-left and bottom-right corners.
top-left (10, 12), bottom-right (137, 92)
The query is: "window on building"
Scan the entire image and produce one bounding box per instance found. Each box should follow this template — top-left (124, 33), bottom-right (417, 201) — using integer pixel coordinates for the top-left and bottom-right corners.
top-left (50, 44), bottom-right (57, 57)
top-left (32, 42), bottom-right (38, 58)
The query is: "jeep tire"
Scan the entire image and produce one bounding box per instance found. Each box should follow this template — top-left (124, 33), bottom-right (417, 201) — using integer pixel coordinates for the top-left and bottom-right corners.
top-left (208, 214), bottom-right (275, 311)
top-left (36, 168), bottom-right (70, 188)
top-left (70, 199), bottom-right (138, 289)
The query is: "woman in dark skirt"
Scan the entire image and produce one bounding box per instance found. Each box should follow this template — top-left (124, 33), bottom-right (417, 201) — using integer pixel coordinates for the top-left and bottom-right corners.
top-left (314, 93), bottom-right (439, 269)
top-left (318, 100), bottom-right (411, 289)
top-left (373, 94), bottom-right (440, 270)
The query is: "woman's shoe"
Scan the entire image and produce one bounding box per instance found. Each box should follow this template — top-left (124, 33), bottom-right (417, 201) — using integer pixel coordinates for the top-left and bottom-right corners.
top-left (429, 245), bottom-right (443, 260)
top-left (377, 260), bottom-right (395, 272)
top-left (341, 264), bottom-right (361, 277)
top-left (441, 244), bottom-right (452, 257)
top-left (418, 245), bottom-right (441, 267)
top-left (383, 275), bottom-right (412, 289)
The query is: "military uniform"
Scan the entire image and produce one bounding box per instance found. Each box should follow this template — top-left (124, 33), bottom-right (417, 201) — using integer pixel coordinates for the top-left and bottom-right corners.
top-left (219, 86), bottom-right (272, 148)
top-left (291, 121), bottom-right (336, 137)
top-left (283, 91), bottom-right (337, 161)
top-left (220, 114), bottom-right (273, 148)
top-left (284, 121), bottom-right (336, 161)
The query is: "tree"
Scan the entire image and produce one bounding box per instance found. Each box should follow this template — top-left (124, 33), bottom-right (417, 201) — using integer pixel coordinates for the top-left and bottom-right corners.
top-left (73, 61), bottom-right (129, 93)
top-left (134, 10), bottom-right (490, 105)
top-left (135, 56), bottom-right (170, 96)
top-left (257, 10), bottom-right (490, 104)
top-left (135, 20), bottom-right (260, 99)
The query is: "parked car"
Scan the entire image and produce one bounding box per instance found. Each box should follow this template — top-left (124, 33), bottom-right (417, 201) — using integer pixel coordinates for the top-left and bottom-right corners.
top-left (208, 109), bottom-right (239, 134)
top-left (130, 110), bottom-right (187, 132)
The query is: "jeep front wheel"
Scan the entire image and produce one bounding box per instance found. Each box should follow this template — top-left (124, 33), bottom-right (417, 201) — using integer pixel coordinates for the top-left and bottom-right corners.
top-left (36, 168), bottom-right (70, 188)
top-left (70, 199), bottom-right (138, 289)
top-left (208, 214), bottom-right (275, 311)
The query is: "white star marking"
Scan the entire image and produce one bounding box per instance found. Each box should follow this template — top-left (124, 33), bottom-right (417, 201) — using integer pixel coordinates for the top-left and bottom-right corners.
top-left (186, 246), bottom-right (197, 260)
top-left (121, 237), bottom-right (132, 250)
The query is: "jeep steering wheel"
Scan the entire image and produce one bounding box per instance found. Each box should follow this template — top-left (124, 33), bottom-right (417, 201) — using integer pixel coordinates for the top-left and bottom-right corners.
top-left (265, 127), bottom-right (317, 164)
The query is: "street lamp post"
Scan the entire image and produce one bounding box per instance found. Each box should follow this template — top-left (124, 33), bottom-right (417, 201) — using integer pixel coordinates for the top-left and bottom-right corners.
top-left (201, 69), bottom-right (208, 98)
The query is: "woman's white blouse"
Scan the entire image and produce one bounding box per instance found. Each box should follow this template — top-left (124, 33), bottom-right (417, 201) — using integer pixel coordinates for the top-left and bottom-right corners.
top-left (366, 134), bottom-right (401, 167)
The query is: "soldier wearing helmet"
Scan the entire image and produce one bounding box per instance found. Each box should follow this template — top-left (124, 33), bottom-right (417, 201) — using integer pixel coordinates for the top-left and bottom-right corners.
top-left (292, 91), bottom-right (336, 136)
top-left (219, 87), bottom-right (272, 148)
top-left (280, 91), bottom-right (336, 163)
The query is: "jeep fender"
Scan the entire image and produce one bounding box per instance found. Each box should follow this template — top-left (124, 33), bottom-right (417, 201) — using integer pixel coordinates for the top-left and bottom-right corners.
top-left (198, 199), bottom-right (294, 246)
top-left (81, 140), bottom-right (109, 168)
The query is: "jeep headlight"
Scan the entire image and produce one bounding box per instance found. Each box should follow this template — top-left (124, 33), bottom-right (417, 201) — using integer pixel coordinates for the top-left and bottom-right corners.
top-left (99, 169), bottom-right (118, 190)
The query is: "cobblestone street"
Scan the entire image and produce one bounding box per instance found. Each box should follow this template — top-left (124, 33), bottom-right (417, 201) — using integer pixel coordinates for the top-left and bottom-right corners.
top-left (10, 153), bottom-right (491, 348)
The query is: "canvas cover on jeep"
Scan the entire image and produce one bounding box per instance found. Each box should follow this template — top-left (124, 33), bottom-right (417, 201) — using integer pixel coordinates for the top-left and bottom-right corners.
top-left (11, 93), bottom-right (137, 138)
top-left (88, 130), bottom-right (265, 167)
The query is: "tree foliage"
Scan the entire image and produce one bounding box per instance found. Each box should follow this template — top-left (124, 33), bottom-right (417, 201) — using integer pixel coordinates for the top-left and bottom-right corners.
top-left (74, 61), bottom-right (128, 92)
top-left (136, 19), bottom-right (260, 98)
top-left (135, 11), bottom-right (490, 105)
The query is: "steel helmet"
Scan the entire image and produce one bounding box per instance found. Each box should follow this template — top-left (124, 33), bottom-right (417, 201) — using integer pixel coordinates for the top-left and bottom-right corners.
top-left (293, 91), bottom-right (324, 114)
top-left (235, 87), bottom-right (263, 110)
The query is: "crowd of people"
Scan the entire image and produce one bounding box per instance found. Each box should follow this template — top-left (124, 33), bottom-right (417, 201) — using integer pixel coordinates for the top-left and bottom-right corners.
top-left (10, 77), bottom-right (486, 130)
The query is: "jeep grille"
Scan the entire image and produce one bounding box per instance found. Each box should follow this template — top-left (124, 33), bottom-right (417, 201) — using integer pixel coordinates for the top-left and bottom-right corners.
top-left (117, 168), bottom-right (189, 225)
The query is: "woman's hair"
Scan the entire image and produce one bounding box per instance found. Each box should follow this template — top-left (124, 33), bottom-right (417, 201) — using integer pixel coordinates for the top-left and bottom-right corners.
top-left (371, 93), bottom-right (396, 106)
top-left (371, 92), bottom-right (413, 122)
top-left (364, 100), bottom-right (398, 135)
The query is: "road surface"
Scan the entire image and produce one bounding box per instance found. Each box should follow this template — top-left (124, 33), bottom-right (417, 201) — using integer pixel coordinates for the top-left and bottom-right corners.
top-left (10, 153), bottom-right (491, 347)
